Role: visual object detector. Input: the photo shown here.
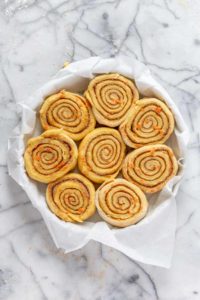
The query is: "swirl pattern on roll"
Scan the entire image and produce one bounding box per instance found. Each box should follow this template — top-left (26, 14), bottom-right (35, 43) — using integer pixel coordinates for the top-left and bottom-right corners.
top-left (24, 129), bottom-right (78, 183)
top-left (95, 179), bottom-right (148, 227)
top-left (46, 173), bottom-right (96, 222)
top-left (122, 144), bottom-right (178, 193)
top-left (119, 98), bottom-right (174, 148)
top-left (78, 128), bottom-right (126, 183)
top-left (84, 73), bottom-right (139, 127)
top-left (40, 90), bottom-right (96, 141)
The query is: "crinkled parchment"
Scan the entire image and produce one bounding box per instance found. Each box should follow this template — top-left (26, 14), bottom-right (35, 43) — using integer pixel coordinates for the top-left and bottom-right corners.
top-left (7, 57), bottom-right (189, 268)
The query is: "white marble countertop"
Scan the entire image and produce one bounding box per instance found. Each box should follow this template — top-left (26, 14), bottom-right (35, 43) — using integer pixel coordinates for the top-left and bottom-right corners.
top-left (0, 0), bottom-right (200, 299)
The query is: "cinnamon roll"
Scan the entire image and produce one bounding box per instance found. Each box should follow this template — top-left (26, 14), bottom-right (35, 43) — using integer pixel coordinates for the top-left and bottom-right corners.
top-left (40, 90), bottom-right (96, 141)
top-left (24, 129), bottom-right (78, 183)
top-left (78, 128), bottom-right (126, 183)
top-left (46, 173), bottom-right (95, 222)
top-left (119, 98), bottom-right (174, 148)
top-left (84, 73), bottom-right (139, 127)
top-left (122, 144), bottom-right (178, 193)
top-left (95, 178), bottom-right (148, 227)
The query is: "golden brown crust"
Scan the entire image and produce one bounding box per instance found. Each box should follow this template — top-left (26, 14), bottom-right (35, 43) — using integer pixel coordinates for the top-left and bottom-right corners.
top-left (95, 178), bottom-right (148, 227)
top-left (40, 90), bottom-right (96, 141)
top-left (24, 129), bottom-right (78, 183)
top-left (46, 173), bottom-right (96, 222)
top-left (122, 144), bottom-right (178, 193)
top-left (84, 73), bottom-right (139, 127)
top-left (78, 127), bottom-right (126, 183)
top-left (119, 98), bottom-right (174, 148)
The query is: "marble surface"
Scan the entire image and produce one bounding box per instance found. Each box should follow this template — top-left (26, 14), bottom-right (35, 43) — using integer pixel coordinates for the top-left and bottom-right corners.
top-left (0, 0), bottom-right (200, 299)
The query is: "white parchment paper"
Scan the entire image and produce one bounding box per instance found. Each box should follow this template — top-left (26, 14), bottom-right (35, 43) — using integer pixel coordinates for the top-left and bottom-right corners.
top-left (7, 57), bottom-right (189, 268)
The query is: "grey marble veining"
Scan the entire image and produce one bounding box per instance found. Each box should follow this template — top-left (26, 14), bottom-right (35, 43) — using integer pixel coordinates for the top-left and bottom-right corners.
top-left (0, 0), bottom-right (200, 299)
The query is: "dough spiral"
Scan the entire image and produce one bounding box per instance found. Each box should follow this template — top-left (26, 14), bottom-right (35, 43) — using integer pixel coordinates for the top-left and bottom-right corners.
top-left (40, 90), bottom-right (96, 141)
top-left (122, 144), bottom-right (178, 193)
top-left (95, 179), bottom-right (148, 227)
top-left (46, 173), bottom-right (95, 222)
top-left (84, 73), bottom-right (139, 127)
top-left (24, 129), bottom-right (78, 183)
top-left (119, 98), bottom-right (174, 148)
top-left (78, 128), bottom-right (126, 183)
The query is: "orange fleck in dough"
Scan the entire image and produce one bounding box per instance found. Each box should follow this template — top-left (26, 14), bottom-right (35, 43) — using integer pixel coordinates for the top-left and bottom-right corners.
top-left (113, 98), bottom-right (121, 104)
top-left (79, 157), bottom-right (86, 162)
top-left (136, 123), bottom-right (141, 130)
top-left (153, 125), bottom-right (160, 130)
top-left (43, 125), bottom-right (49, 130)
top-left (155, 106), bottom-right (162, 114)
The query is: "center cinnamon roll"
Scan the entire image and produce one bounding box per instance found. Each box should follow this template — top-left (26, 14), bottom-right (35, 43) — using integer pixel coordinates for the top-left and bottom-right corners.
top-left (78, 128), bottom-right (126, 183)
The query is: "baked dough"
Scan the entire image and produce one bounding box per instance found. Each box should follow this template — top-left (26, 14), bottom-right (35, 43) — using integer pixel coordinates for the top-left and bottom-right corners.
top-left (95, 178), bottom-right (148, 227)
top-left (119, 98), bottom-right (174, 148)
top-left (84, 73), bottom-right (139, 127)
top-left (78, 127), bottom-right (126, 183)
top-left (24, 129), bottom-right (78, 183)
top-left (40, 90), bottom-right (96, 141)
top-left (46, 173), bottom-right (95, 222)
top-left (122, 144), bottom-right (178, 193)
